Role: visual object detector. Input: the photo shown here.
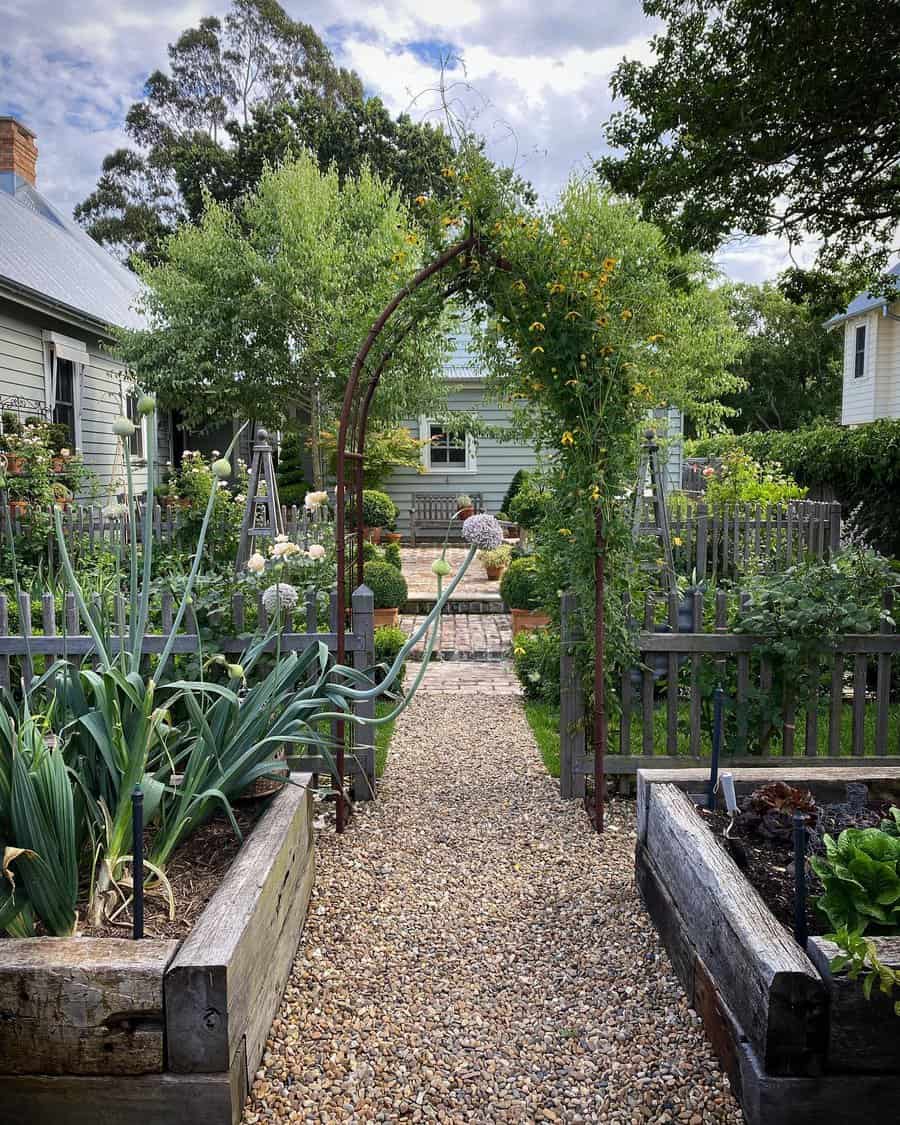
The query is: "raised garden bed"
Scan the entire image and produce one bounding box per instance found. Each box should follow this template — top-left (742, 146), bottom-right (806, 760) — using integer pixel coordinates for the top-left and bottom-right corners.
top-left (636, 766), bottom-right (900, 1125)
top-left (0, 773), bottom-right (315, 1125)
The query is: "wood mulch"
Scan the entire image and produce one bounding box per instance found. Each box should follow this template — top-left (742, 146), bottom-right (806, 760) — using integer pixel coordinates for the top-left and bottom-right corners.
top-left (77, 797), bottom-right (268, 940)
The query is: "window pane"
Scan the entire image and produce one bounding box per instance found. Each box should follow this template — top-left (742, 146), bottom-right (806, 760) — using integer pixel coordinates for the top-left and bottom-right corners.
top-left (447, 445), bottom-right (466, 464)
top-left (52, 358), bottom-right (76, 445)
top-left (855, 326), bottom-right (866, 378)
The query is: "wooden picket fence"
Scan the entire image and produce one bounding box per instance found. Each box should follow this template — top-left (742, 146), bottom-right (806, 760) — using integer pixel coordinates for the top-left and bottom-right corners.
top-left (664, 499), bottom-right (841, 581)
top-left (0, 582), bottom-right (377, 801)
top-left (559, 587), bottom-right (900, 798)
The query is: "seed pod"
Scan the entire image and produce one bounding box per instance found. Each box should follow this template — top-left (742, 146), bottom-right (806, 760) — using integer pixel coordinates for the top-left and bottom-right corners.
top-left (212, 458), bottom-right (232, 479)
top-left (431, 557), bottom-right (451, 576)
top-left (137, 393), bottom-right (156, 415)
top-left (227, 663), bottom-right (244, 680)
top-left (112, 416), bottom-right (136, 438)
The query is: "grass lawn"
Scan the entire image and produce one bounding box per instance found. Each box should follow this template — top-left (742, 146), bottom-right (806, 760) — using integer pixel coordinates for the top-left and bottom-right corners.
top-left (523, 698), bottom-right (900, 775)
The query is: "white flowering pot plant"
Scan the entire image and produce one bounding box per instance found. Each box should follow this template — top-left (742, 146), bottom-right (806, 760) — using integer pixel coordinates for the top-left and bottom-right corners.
top-left (478, 543), bottom-right (513, 580)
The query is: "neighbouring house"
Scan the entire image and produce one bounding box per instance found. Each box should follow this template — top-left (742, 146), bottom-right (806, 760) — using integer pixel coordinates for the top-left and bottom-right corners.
top-left (0, 116), bottom-right (172, 496)
top-left (382, 335), bottom-right (683, 538)
top-left (825, 262), bottom-right (900, 425)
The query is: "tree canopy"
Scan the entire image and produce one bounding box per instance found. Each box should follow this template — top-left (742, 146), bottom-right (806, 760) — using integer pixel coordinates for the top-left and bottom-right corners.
top-left (114, 153), bottom-right (452, 481)
top-left (74, 0), bottom-right (455, 263)
top-left (599, 0), bottom-right (900, 278)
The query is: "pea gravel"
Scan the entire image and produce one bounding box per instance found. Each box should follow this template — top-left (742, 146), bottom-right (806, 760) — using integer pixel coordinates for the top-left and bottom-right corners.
top-left (243, 692), bottom-right (743, 1124)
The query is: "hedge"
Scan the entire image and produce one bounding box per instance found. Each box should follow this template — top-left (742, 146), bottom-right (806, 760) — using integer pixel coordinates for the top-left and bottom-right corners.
top-left (690, 420), bottom-right (900, 557)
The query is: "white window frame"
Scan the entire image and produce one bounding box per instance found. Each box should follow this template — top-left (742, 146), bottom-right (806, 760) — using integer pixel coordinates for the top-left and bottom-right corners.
top-left (419, 416), bottom-right (477, 474)
top-left (42, 331), bottom-right (87, 451)
top-left (120, 381), bottom-right (148, 462)
top-left (853, 323), bottom-right (867, 379)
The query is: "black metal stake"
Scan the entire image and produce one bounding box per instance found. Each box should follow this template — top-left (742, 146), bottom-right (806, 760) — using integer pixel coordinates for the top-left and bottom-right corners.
top-left (793, 810), bottom-right (808, 948)
top-left (132, 785), bottom-right (144, 940)
top-left (707, 685), bottom-right (724, 810)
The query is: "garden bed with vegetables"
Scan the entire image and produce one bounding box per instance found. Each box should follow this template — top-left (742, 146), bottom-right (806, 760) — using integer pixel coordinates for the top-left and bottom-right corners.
top-left (636, 766), bottom-right (900, 1125)
top-left (0, 774), bottom-right (314, 1125)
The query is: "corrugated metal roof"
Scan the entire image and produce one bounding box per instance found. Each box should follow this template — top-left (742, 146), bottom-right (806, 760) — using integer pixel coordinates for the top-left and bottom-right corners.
top-left (0, 183), bottom-right (144, 331)
top-left (824, 262), bottom-right (900, 329)
top-left (443, 330), bottom-right (483, 380)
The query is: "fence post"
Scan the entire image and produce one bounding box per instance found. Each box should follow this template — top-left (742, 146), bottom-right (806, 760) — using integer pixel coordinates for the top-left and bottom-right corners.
top-left (560, 591), bottom-right (586, 799)
top-left (350, 584), bottom-right (376, 801)
top-left (829, 501), bottom-right (842, 555)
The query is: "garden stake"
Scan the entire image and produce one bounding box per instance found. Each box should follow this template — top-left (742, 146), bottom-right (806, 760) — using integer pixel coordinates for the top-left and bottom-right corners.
top-left (707, 685), bottom-right (724, 810)
top-left (594, 504), bottom-right (606, 834)
top-left (132, 785), bottom-right (144, 940)
top-left (793, 810), bottom-right (808, 948)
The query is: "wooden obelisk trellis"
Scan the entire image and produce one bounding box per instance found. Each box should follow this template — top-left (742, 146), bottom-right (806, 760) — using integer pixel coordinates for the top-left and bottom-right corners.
top-left (235, 427), bottom-right (285, 572)
top-left (633, 428), bottom-right (676, 594)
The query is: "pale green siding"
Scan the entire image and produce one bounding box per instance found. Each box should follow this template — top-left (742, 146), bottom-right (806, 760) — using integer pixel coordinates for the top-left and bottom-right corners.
top-left (384, 379), bottom-right (540, 536)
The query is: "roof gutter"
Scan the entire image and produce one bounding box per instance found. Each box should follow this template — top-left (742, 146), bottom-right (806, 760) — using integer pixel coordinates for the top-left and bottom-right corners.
top-left (0, 275), bottom-right (120, 340)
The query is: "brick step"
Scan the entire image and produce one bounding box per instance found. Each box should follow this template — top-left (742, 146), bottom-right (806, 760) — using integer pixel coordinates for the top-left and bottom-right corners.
top-left (408, 649), bottom-right (509, 663)
top-left (403, 597), bottom-right (507, 615)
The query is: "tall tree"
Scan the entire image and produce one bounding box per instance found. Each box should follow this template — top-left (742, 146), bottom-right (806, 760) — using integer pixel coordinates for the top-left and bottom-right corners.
top-left (74, 0), bottom-right (453, 263)
top-left (599, 0), bottom-right (900, 279)
top-left (114, 154), bottom-right (452, 485)
top-left (722, 281), bottom-right (844, 432)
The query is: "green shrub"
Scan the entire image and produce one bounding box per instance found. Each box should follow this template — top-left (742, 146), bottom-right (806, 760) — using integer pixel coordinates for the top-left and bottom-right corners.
top-left (500, 556), bottom-right (543, 610)
top-left (689, 421), bottom-right (900, 556)
top-left (512, 628), bottom-right (561, 703)
top-left (703, 448), bottom-right (806, 507)
top-left (382, 541), bottom-right (402, 571)
top-left (363, 560), bottom-right (408, 608)
top-left (508, 478), bottom-right (550, 529)
top-left (275, 432), bottom-right (308, 508)
top-left (360, 490), bottom-right (397, 529)
top-left (374, 625), bottom-right (406, 670)
top-left (501, 469), bottom-right (529, 516)
top-left (362, 541), bottom-right (380, 563)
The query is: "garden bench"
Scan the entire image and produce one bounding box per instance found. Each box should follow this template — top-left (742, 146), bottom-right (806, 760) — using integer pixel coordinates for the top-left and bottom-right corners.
top-left (409, 492), bottom-right (483, 545)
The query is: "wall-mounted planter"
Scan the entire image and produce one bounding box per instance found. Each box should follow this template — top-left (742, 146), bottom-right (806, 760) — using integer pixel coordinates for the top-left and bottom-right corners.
top-left (509, 608), bottom-right (551, 637)
top-left (635, 766), bottom-right (900, 1125)
top-left (0, 773), bottom-right (315, 1125)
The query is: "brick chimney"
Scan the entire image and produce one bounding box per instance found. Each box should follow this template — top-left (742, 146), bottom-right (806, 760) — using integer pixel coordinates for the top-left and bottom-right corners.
top-left (0, 117), bottom-right (37, 187)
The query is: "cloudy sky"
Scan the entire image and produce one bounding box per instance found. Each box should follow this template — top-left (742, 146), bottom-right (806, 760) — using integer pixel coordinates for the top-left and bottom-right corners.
top-left (2, 0), bottom-right (810, 283)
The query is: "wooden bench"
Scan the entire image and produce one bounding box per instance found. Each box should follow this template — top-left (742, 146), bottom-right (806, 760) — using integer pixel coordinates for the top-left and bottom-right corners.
top-left (409, 493), bottom-right (483, 545)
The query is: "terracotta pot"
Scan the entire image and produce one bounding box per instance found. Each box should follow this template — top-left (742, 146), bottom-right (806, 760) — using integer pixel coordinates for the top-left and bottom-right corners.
top-left (364, 526), bottom-right (383, 545)
top-left (373, 607), bottom-right (399, 628)
top-left (510, 608), bottom-right (551, 637)
top-left (484, 564), bottom-right (506, 581)
top-left (4, 454), bottom-right (24, 475)
top-left (8, 500), bottom-right (28, 518)
top-left (383, 531), bottom-right (402, 545)
top-left (456, 506), bottom-right (474, 520)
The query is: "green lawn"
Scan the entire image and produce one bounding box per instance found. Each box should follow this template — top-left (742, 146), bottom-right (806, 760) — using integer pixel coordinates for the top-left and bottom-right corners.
top-left (523, 698), bottom-right (900, 775)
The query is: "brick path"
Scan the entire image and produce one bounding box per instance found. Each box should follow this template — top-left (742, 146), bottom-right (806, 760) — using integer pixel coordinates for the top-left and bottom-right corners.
top-left (402, 546), bottom-right (505, 601)
top-left (415, 659), bottom-right (522, 694)
top-left (400, 612), bottom-right (512, 661)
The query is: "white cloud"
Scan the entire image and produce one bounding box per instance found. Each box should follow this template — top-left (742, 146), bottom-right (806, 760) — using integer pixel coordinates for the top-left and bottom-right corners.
top-left (1, 0), bottom-right (801, 282)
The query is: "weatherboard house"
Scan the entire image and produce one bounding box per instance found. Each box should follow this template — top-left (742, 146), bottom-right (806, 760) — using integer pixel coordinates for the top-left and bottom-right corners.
top-left (0, 116), bottom-right (174, 493)
top-left (826, 262), bottom-right (900, 426)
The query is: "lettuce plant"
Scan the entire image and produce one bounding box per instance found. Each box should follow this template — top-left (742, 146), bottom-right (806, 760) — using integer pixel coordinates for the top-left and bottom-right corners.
top-left (811, 826), bottom-right (900, 934)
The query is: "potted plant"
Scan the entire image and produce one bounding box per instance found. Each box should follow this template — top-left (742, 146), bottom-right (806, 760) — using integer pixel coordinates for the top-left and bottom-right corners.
top-left (382, 516), bottom-right (402, 545)
top-left (363, 559), bottom-right (409, 627)
top-left (479, 543), bottom-right (513, 580)
top-left (51, 481), bottom-right (73, 510)
top-left (360, 489), bottom-right (397, 545)
top-left (500, 556), bottom-right (551, 636)
top-left (495, 510), bottom-right (520, 539)
top-left (456, 493), bottom-right (475, 519)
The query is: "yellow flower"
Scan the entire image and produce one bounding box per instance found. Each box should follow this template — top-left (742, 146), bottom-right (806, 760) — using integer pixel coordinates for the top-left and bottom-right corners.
top-left (392, 250), bottom-right (406, 264)
top-left (513, 280), bottom-right (527, 294)
top-left (647, 333), bottom-right (665, 343)
top-left (564, 310), bottom-right (581, 320)
top-left (602, 346), bottom-right (615, 357)
top-left (493, 221), bottom-right (504, 233)
top-left (514, 646), bottom-right (525, 657)
top-left (440, 166), bottom-right (457, 179)
top-left (404, 232), bottom-right (419, 245)
top-left (414, 194), bottom-right (428, 206)
top-left (673, 536), bottom-right (683, 547)
top-left (531, 380), bottom-right (544, 391)
top-left (621, 308), bottom-right (633, 320)
top-left (529, 321), bottom-right (545, 332)
top-left (531, 347), bottom-right (545, 355)
top-left (565, 379), bottom-right (580, 387)
top-left (561, 431), bottom-right (575, 447)
top-left (591, 484), bottom-right (601, 501)
top-left (441, 215), bottom-right (457, 227)
top-left (548, 281), bottom-right (566, 294)
top-left (595, 315), bottom-right (609, 327)
top-left (558, 527), bottom-right (572, 536)
top-left (603, 257), bottom-right (617, 271)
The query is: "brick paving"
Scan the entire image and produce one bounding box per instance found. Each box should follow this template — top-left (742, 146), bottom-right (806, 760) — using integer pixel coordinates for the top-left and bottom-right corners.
top-left (415, 659), bottom-right (522, 694)
top-left (400, 612), bottom-right (512, 661)
top-left (401, 546), bottom-right (505, 601)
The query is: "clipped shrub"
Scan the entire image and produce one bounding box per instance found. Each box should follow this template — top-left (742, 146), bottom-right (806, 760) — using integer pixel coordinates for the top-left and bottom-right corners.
top-left (382, 541), bottom-right (402, 571)
top-left (374, 624), bottom-right (406, 671)
top-left (500, 556), bottom-right (543, 610)
top-left (501, 469), bottom-right (529, 516)
top-left (508, 478), bottom-right (550, 530)
top-left (362, 540), bottom-right (380, 563)
top-left (512, 627), bottom-right (561, 703)
top-left (360, 489), bottom-right (397, 529)
top-left (689, 421), bottom-right (900, 556)
top-left (363, 560), bottom-right (408, 609)
top-left (275, 432), bottom-right (308, 508)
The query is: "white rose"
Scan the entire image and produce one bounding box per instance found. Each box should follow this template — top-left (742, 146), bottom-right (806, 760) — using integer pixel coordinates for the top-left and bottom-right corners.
top-left (246, 552), bottom-right (266, 574)
top-left (304, 490), bottom-right (329, 511)
top-left (307, 543), bottom-right (326, 560)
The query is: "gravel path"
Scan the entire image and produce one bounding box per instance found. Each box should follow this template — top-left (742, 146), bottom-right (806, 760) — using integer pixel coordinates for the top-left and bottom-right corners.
top-left (244, 692), bottom-right (742, 1124)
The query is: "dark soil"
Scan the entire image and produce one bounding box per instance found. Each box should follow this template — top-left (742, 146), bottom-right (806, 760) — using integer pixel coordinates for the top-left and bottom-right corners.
top-left (703, 788), bottom-right (894, 939)
top-left (78, 798), bottom-right (268, 940)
